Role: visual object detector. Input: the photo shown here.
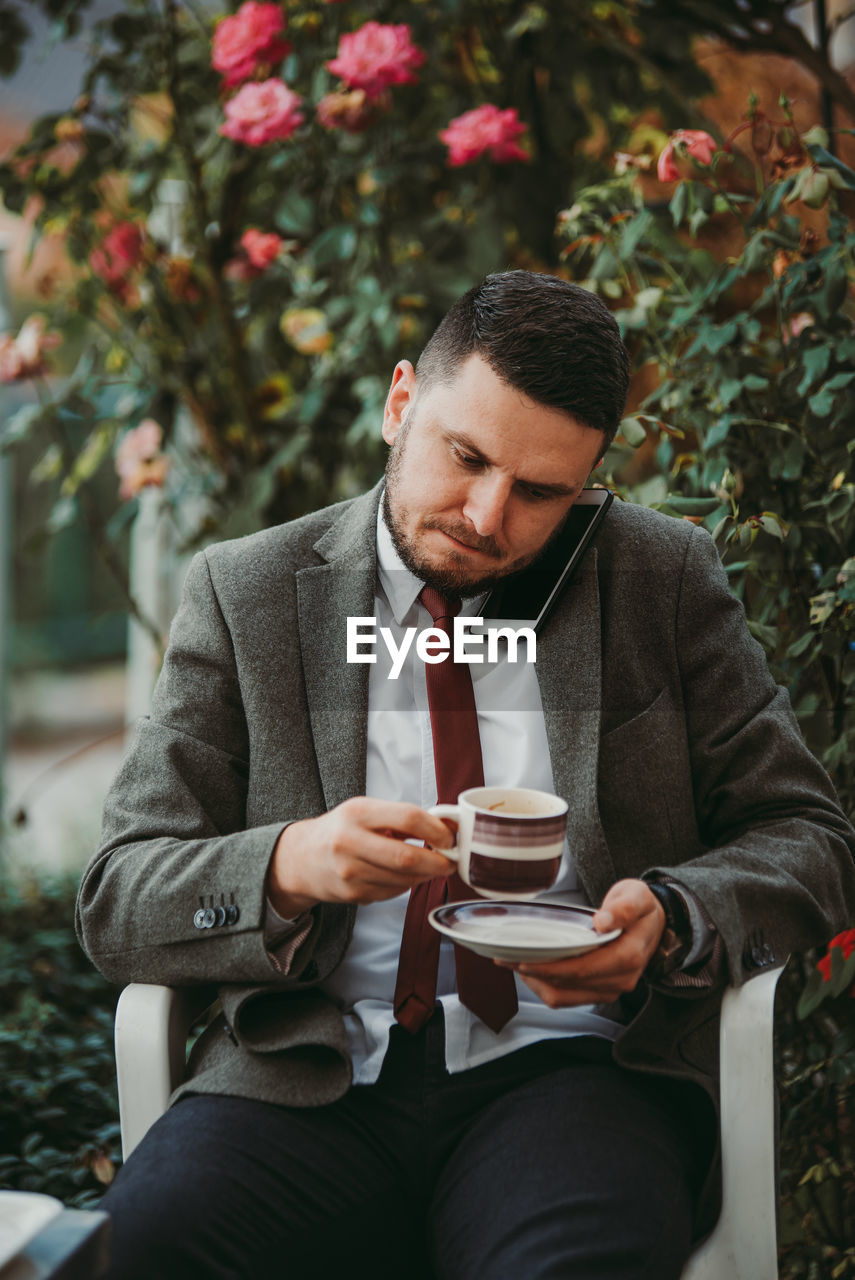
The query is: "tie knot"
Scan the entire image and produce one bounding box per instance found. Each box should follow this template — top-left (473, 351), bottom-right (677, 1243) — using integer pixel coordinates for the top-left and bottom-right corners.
top-left (419, 586), bottom-right (460, 626)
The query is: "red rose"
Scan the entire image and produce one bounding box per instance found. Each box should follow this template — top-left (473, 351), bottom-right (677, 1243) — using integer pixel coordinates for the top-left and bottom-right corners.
top-left (212, 2), bottom-right (291, 88)
top-left (89, 222), bottom-right (146, 288)
top-left (657, 129), bottom-right (717, 182)
top-left (817, 928), bottom-right (855, 982)
top-left (240, 228), bottom-right (284, 270)
top-left (219, 80), bottom-right (304, 147)
top-left (439, 104), bottom-right (529, 167)
top-left (326, 22), bottom-right (425, 100)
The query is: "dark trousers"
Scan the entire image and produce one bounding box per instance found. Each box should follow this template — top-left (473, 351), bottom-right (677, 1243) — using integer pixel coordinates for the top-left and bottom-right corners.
top-left (100, 1015), bottom-right (716, 1280)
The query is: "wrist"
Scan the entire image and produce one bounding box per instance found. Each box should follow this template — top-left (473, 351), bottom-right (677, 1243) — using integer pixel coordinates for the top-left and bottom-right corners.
top-left (268, 823), bottom-right (319, 918)
top-left (646, 881), bottom-right (692, 978)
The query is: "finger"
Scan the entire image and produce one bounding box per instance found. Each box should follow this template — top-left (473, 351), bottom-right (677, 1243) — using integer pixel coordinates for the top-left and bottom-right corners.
top-left (350, 799), bottom-right (456, 850)
top-left (593, 879), bottom-right (658, 933)
top-left (342, 829), bottom-right (456, 880)
top-left (515, 973), bottom-right (628, 1008)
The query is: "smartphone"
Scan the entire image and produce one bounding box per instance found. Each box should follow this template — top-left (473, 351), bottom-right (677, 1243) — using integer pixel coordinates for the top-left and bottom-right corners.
top-left (481, 488), bottom-right (613, 632)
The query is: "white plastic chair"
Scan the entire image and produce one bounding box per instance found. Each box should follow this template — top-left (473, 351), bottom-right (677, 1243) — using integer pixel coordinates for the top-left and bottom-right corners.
top-left (115, 967), bottom-right (785, 1280)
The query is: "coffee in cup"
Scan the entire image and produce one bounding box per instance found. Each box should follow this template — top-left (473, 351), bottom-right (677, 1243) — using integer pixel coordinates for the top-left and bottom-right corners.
top-left (429, 786), bottom-right (567, 900)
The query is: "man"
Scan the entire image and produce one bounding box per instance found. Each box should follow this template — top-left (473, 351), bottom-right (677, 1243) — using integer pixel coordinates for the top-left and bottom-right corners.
top-left (77, 271), bottom-right (855, 1279)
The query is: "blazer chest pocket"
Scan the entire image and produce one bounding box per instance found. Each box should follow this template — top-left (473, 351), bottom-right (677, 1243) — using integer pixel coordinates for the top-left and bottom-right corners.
top-left (598, 689), bottom-right (682, 871)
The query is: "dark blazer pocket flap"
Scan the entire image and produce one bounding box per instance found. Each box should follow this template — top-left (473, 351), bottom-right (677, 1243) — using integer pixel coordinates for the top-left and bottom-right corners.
top-left (221, 984), bottom-right (350, 1058)
top-left (600, 688), bottom-right (672, 765)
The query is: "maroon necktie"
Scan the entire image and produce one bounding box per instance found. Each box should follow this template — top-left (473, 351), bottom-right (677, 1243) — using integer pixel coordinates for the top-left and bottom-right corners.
top-left (393, 587), bottom-right (519, 1034)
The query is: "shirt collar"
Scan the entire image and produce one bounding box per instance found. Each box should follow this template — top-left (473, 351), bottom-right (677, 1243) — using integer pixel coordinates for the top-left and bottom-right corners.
top-left (376, 495), bottom-right (489, 625)
top-left (376, 497), bottom-right (423, 625)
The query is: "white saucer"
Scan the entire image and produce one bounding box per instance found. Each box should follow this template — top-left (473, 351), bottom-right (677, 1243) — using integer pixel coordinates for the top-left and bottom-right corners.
top-left (429, 900), bottom-right (622, 962)
top-left (0, 1192), bottom-right (64, 1267)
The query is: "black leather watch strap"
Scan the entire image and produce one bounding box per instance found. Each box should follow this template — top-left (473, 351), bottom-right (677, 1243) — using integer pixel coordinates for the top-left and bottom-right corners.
top-left (646, 881), bottom-right (692, 978)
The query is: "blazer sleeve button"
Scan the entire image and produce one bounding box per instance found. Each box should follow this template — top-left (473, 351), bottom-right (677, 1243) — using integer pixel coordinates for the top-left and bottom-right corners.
top-left (226, 905), bottom-right (240, 925)
top-left (202, 907), bottom-right (217, 929)
top-left (214, 906), bottom-right (227, 927)
top-left (193, 909), bottom-right (207, 930)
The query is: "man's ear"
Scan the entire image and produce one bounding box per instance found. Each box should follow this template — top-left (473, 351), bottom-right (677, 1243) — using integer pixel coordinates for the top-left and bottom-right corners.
top-left (382, 360), bottom-right (416, 445)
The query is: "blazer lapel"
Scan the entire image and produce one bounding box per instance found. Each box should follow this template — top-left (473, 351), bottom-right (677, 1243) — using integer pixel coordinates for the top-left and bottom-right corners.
top-left (536, 549), bottom-right (617, 904)
top-left (296, 487), bottom-right (381, 810)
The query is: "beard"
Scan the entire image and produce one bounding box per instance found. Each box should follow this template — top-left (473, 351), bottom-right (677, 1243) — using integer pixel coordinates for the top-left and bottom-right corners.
top-left (382, 422), bottom-right (563, 601)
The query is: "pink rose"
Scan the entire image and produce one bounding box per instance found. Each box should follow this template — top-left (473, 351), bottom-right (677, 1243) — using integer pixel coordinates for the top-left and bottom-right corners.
top-left (0, 316), bottom-right (61, 383)
top-left (115, 419), bottom-right (170, 501)
top-left (240, 228), bottom-right (284, 270)
top-left (326, 22), bottom-right (425, 100)
top-left (89, 222), bottom-right (146, 288)
top-left (439, 104), bottom-right (529, 167)
top-left (212, 2), bottom-right (291, 88)
top-left (219, 79), bottom-right (304, 147)
top-left (657, 129), bottom-right (717, 182)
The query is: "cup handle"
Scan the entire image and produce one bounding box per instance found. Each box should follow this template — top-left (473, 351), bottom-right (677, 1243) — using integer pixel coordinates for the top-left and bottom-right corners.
top-left (427, 804), bottom-right (461, 861)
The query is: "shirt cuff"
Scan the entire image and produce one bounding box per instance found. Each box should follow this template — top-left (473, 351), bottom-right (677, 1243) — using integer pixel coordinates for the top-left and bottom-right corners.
top-left (263, 897), bottom-right (316, 975)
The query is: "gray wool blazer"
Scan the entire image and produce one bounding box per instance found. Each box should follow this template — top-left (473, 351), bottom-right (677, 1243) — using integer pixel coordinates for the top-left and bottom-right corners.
top-left (76, 484), bottom-right (855, 1194)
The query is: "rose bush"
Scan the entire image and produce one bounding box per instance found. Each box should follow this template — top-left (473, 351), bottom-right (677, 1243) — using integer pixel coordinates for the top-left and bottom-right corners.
top-left (0, 0), bottom-right (713, 551)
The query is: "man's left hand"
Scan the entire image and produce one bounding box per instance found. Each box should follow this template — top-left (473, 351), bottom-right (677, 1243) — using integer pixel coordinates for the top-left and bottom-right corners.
top-left (496, 879), bottom-right (666, 1007)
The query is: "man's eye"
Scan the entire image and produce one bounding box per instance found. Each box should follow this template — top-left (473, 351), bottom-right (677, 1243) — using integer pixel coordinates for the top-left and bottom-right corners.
top-left (520, 485), bottom-right (551, 501)
top-left (454, 448), bottom-right (482, 468)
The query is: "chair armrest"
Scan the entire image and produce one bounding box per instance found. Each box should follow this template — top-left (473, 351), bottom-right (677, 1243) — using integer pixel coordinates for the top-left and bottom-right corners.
top-left (115, 983), bottom-right (216, 1160)
top-left (682, 963), bottom-right (786, 1280)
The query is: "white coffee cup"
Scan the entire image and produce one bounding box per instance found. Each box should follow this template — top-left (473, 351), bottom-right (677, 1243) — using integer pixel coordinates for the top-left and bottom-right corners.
top-left (429, 785), bottom-right (568, 900)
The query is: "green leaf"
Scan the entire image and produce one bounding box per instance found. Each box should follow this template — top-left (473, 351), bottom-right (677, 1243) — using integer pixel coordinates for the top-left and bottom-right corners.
top-left (703, 321), bottom-right (738, 354)
top-left (809, 386), bottom-right (835, 418)
top-left (797, 968), bottom-right (828, 1019)
top-left (274, 191), bottom-right (315, 237)
top-left (664, 496), bottom-right (723, 515)
top-left (619, 209), bottom-right (652, 257)
top-left (704, 418), bottom-right (732, 449)
top-left (829, 942), bottom-right (855, 998)
top-left (719, 379), bottom-right (743, 407)
top-left (619, 416), bottom-right (647, 446)
top-left (795, 691), bottom-right (820, 717)
top-left (797, 344), bottom-right (832, 395)
top-left (758, 512), bottom-right (787, 540)
top-left (806, 144), bottom-right (855, 190)
top-left (60, 425), bottom-right (115, 496)
top-left (311, 225), bottom-right (358, 268)
top-left (787, 631), bottom-right (815, 658)
top-left (747, 619), bottom-right (778, 648)
top-left (825, 371), bottom-right (855, 391)
top-left (809, 590), bottom-right (836, 626)
top-left (0, 403), bottom-right (43, 450)
top-left (668, 183), bottom-right (688, 227)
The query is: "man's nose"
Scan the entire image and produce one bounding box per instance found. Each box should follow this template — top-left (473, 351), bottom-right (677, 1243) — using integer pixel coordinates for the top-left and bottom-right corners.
top-left (462, 474), bottom-right (512, 538)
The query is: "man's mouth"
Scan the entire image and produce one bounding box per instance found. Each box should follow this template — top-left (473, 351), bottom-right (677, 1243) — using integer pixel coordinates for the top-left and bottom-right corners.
top-left (431, 525), bottom-right (503, 559)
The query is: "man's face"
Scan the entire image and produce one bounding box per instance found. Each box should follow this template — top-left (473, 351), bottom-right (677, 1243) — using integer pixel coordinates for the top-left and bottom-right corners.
top-left (382, 353), bottom-right (604, 597)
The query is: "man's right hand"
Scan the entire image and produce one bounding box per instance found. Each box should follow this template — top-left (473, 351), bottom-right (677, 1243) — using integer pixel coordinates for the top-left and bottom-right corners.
top-left (267, 798), bottom-right (457, 918)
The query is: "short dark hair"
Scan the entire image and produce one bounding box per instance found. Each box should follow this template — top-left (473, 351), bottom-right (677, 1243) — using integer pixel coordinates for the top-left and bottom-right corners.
top-left (415, 270), bottom-right (630, 448)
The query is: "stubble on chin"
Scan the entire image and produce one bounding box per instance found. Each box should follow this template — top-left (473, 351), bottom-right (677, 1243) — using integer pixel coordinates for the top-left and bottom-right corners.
top-left (382, 487), bottom-right (532, 600)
